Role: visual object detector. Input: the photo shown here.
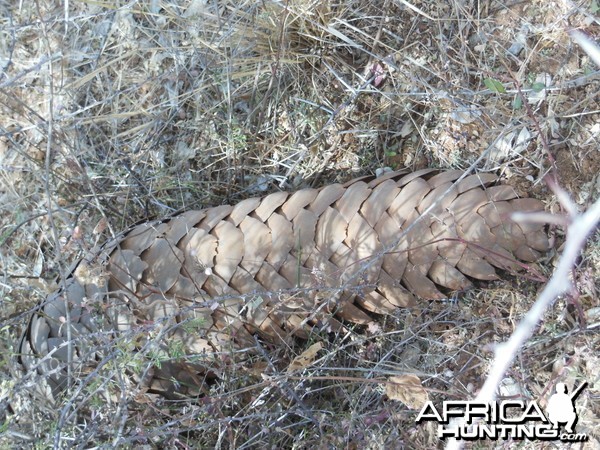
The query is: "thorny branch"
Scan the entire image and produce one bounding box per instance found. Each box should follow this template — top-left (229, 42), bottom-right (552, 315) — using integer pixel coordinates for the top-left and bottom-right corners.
top-left (445, 30), bottom-right (600, 450)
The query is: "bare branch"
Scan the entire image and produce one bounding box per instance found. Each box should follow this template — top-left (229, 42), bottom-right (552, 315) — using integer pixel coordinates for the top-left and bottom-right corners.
top-left (445, 195), bottom-right (600, 450)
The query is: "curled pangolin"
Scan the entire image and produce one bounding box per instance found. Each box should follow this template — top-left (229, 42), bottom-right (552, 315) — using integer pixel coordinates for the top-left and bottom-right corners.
top-left (19, 169), bottom-right (549, 399)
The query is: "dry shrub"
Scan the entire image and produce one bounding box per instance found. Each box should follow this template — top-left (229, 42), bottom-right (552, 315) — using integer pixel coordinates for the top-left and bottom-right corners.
top-left (1, 0), bottom-right (598, 448)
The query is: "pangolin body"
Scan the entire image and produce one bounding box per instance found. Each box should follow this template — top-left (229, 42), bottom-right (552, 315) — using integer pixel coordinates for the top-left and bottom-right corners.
top-left (19, 169), bottom-right (549, 398)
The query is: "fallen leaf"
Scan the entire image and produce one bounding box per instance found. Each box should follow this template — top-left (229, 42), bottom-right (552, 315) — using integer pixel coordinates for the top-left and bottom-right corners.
top-left (287, 342), bottom-right (323, 373)
top-left (93, 217), bottom-right (107, 235)
top-left (483, 77), bottom-right (506, 94)
top-left (247, 361), bottom-right (269, 378)
top-left (386, 374), bottom-right (429, 410)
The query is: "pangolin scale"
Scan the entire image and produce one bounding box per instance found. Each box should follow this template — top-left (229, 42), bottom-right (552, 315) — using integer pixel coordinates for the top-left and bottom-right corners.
top-left (19, 169), bottom-right (549, 399)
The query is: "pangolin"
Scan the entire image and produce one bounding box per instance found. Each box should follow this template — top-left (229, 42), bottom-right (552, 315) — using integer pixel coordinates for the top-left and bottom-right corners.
top-left (18, 169), bottom-right (549, 399)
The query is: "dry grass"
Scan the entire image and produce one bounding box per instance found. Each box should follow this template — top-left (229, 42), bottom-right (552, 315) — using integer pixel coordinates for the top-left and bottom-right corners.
top-left (1, 0), bottom-right (599, 448)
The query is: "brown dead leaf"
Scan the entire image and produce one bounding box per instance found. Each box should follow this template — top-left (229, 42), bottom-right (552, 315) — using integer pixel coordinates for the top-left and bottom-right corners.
top-left (247, 361), bottom-right (269, 378)
top-left (287, 342), bottom-right (323, 373)
top-left (385, 374), bottom-right (429, 410)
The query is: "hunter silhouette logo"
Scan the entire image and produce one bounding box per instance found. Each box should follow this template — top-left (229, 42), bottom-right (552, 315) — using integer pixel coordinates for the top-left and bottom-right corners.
top-left (415, 382), bottom-right (588, 442)
top-left (546, 382), bottom-right (586, 434)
